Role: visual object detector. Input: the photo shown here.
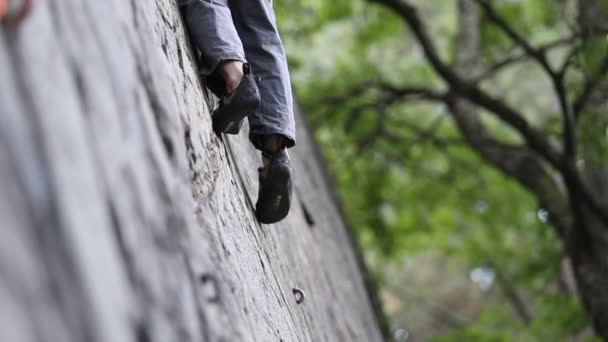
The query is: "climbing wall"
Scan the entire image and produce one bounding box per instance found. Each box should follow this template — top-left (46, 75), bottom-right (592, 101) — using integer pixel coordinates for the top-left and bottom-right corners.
top-left (0, 1), bottom-right (385, 341)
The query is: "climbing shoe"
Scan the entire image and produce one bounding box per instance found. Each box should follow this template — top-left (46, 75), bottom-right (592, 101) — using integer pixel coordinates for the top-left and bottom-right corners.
top-left (256, 149), bottom-right (292, 224)
top-left (212, 63), bottom-right (260, 135)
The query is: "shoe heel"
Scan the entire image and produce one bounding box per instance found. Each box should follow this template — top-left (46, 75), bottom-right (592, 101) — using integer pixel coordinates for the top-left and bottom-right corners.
top-left (211, 66), bottom-right (260, 135)
top-left (257, 162), bottom-right (292, 224)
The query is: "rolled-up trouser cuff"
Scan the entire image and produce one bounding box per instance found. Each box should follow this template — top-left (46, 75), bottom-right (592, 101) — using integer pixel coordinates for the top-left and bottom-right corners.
top-left (201, 53), bottom-right (246, 77)
top-left (201, 52), bottom-right (247, 97)
top-left (249, 124), bottom-right (296, 151)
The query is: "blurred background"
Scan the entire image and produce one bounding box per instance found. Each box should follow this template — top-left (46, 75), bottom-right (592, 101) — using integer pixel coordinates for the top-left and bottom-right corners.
top-left (274, 0), bottom-right (608, 341)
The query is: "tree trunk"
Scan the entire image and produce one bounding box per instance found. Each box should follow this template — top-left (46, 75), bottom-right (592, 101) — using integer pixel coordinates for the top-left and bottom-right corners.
top-left (572, 1), bottom-right (608, 337)
top-left (578, 0), bottom-right (608, 34)
top-left (0, 1), bottom-right (385, 342)
top-left (452, 1), bottom-right (608, 338)
top-left (567, 220), bottom-right (608, 340)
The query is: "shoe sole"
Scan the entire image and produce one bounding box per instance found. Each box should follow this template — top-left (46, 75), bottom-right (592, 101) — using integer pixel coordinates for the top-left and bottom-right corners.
top-left (256, 162), bottom-right (292, 224)
top-left (212, 77), bottom-right (259, 135)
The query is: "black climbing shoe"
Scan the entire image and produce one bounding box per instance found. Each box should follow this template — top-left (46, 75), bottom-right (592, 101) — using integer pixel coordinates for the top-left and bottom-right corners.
top-left (212, 63), bottom-right (260, 135)
top-left (256, 149), bottom-right (292, 224)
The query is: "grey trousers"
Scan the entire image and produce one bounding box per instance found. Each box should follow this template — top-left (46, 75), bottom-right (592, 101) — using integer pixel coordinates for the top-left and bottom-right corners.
top-left (179, 0), bottom-right (296, 149)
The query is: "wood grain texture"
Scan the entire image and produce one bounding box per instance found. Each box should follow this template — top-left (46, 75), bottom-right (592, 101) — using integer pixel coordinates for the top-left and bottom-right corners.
top-left (0, 1), bottom-right (384, 341)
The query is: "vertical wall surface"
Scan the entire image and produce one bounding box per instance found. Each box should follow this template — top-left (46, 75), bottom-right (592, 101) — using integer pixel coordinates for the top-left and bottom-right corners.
top-left (0, 1), bottom-right (384, 341)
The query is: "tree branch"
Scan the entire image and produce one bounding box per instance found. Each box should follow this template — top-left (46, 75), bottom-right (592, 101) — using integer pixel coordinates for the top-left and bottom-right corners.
top-left (321, 82), bottom-right (446, 132)
top-left (573, 50), bottom-right (608, 117)
top-left (475, 36), bottom-right (579, 82)
top-left (558, 43), bottom-right (583, 77)
top-left (562, 162), bottom-right (608, 226)
top-left (448, 0), bottom-right (573, 237)
top-left (368, 0), bottom-right (562, 168)
top-left (365, 0), bottom-right (608, 227)
top-left (474, 0), bottom-right (556, 77)
top-left (474, 0), bottom-right (579, 159)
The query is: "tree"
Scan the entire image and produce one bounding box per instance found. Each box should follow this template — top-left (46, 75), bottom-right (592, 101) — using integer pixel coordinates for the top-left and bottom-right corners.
top-left (278, 0), bottom-right (608, 339)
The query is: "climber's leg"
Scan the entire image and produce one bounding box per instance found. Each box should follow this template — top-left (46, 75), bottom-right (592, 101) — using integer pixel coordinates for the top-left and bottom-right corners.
top-left (228, 0), bottom-right (296, 150)
top-left (179, 0), bottom-right (260, 134)
top-left (228, 0), bottom-right (295, 223)
top-left (179, 0), bottom-right (245, 82)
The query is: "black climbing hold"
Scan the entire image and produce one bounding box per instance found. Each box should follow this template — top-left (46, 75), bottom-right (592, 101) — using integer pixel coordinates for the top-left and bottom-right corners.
top-left (199, 273), bottom-right (221, 303)
top-left (292, 287), bottom-right (305, 304)
top-left (135, 321), bottom-right (150, 342)
top-left (161, 135), bottom-right (174, 158)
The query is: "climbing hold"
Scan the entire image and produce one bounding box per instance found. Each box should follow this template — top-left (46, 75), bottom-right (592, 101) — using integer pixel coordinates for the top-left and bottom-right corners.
top-left (1, 0), bottom-right (33, 27)
top-left (199, 273), bottom-right (221, 303)
top-left (292, 287), bottom-right (305, 304)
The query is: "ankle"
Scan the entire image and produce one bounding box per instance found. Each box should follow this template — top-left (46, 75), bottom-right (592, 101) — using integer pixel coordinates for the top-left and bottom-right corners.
top-left (260, 135), bottom-right (284, 175)
top-left (262, 135), bottom-right (284, 154)
top-left (219, 60), bottom-right (244, 94)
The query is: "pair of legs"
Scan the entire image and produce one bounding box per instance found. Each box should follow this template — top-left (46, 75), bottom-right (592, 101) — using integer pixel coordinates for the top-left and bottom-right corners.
top-left (180, 0), bottom-right (295, 223)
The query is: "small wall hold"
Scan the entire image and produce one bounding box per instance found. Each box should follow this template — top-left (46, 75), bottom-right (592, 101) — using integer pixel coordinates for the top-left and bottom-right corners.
top-left (135, 321), bottom-right (151, 342)
top-left (300, 201), bottom-right (315, 227)
top-left (199, 273), bottom-right (221, 303)
top-left (161, 135), bottom-right (175, 159)
top-left (292, 287), bottom-right (305, 304)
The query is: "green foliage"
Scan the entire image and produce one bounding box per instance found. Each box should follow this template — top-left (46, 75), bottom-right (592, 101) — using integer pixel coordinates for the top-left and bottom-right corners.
top-left (431, 327), bottom-right (511, 342)
top-left (276, 0), bottom-right (602, 340)
top-left (578, 110), bottom-right (608, 168)
top-left (529, 295), bottom-right (589, 339)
